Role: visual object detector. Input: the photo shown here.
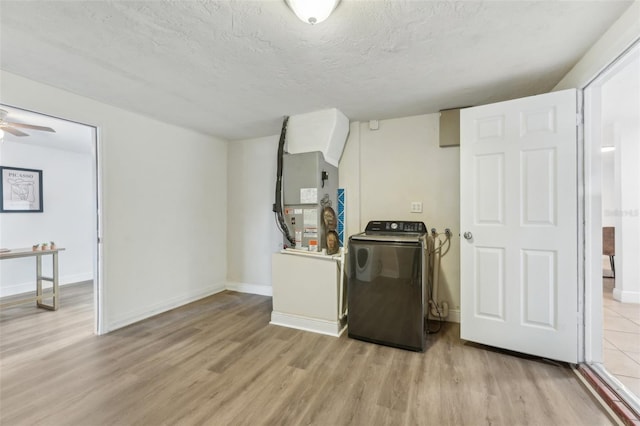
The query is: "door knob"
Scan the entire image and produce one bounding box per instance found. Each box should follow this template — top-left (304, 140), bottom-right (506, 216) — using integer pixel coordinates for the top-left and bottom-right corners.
top-left (463, 232), bottom-right (473, 240)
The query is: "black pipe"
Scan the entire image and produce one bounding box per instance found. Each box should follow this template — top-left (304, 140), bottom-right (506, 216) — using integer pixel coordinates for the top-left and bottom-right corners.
top-left (274, 116), bottom-right (295, 247)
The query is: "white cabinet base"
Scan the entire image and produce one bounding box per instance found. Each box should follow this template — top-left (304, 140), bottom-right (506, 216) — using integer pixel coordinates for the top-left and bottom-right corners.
top-left (271, 251), bottom-right (346, 337)
top-left (270, 311), bottom-right (346, 337)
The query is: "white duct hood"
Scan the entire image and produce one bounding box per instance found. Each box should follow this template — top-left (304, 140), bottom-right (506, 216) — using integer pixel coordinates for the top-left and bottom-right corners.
top-left (286, 108), bottom-right (349, 167)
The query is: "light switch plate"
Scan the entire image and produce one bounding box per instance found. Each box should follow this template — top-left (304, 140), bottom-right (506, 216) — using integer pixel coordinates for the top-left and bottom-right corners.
top-left (411, 201), bottom-right (423, 213)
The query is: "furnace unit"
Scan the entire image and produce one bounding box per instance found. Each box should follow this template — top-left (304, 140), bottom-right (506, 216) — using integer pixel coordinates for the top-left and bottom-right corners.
top-left (282, 151), bottom-right (338, 252)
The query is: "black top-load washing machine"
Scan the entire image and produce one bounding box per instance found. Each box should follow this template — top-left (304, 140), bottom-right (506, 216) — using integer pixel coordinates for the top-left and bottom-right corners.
top-left (347, 220), bottom-right (428, 352)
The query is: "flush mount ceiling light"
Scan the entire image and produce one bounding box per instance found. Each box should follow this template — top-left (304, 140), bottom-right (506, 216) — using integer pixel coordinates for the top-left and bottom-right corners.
top-left (285, 0), bottom-right (340, 25)
top-left (601, 146), bottom-right (616, 152)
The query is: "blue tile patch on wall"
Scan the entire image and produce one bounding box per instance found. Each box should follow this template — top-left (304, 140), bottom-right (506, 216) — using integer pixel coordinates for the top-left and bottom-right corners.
top-left (337, 188), bottom-right (345, 246)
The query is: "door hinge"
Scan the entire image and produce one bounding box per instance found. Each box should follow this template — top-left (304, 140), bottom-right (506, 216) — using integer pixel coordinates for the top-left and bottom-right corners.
top-left (576, 113), bottom-right (583, 126)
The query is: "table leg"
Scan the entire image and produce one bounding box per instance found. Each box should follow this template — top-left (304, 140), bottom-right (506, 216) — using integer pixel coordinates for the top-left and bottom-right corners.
top-left (35, 252), bottom-right (58, 311)
top-left (36, 254), bottom-right (42, 307)
top-left (53, 252), bottom-right (59, 310)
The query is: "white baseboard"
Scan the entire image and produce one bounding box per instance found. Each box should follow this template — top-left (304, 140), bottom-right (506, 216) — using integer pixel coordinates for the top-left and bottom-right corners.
top-left (61, 272), bottom-right (94, 285)
top-left (105, 283), bottom-right (226, 333)
top-left (447, 308), bottom-right (461, 323)
top-left (270, 311), bottom-right (347, 337)
top-left (427, 308), bottom-right (460, 323)
top-left (612, 288), bottom-right (640, 304)
top-left (226, 281), bottom-right (273, 296)
top-left (0, 272), bottom-right (94, 298)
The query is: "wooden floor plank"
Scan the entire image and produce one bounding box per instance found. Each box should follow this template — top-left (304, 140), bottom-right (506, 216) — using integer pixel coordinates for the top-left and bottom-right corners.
top-left (0, 283), bottom-right (617, 425)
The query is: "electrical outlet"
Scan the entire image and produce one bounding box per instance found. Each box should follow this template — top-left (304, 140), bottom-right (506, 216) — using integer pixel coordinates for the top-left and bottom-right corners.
top-left (410, 202), bottom-right (423, 213)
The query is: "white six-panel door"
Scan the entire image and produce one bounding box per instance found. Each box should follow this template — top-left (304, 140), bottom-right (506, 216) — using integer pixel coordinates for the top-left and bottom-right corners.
top-left (460, 89), bottom-right (579, 363)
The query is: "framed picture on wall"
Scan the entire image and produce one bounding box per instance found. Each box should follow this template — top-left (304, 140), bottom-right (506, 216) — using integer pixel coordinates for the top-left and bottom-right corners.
top-left (0, 166), bottom-right (43, 213)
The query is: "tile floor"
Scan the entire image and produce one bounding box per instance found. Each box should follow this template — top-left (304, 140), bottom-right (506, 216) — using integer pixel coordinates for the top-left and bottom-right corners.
top-left (603, 257), bottom-right (640, 398)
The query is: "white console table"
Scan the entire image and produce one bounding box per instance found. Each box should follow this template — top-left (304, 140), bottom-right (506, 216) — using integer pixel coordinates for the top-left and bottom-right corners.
top-left (0, 247), bottom-right (65, 311)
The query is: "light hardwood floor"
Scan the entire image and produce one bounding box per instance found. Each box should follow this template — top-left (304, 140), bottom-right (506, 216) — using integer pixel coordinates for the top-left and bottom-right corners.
top-left (1, 283), bottom-right (617, 425)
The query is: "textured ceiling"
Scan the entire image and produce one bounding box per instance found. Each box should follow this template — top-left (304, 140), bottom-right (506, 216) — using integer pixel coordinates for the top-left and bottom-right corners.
top-left (0, 0), bottom-right (634, 141)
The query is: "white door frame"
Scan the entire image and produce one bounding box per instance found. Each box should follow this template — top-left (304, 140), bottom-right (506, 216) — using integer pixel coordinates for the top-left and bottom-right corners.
top-left (93, 125), bottom-right (105, 335)
top-left (583, 81), bottom-right (604, 365)
top-left (69, 118), bottom-right (104, 335)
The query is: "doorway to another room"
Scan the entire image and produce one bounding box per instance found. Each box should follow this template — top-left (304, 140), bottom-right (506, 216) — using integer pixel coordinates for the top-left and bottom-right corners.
top-left (585, 40), bottom-right (640, 412)
top-left (0, 104), bottom-right (101, 334)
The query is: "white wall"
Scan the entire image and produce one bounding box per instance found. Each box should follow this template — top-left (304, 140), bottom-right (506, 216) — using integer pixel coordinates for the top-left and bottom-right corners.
top-left (0, 71), bottom-right (228, 332)
top-left (339, 121), bottom-right (362, 239)
top-left (226, 135), bottom-right (281, 296)
top-left (340, 114), bottom-right (461, 319)
top-left (0, 142), bottom-right (94, 296)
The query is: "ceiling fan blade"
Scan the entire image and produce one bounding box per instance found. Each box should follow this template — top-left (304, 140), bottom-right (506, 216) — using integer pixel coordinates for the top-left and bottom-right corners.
top-left (2, 126), bottom-right (29, 137)
top-left (7, 121), bottom-right (56, 132)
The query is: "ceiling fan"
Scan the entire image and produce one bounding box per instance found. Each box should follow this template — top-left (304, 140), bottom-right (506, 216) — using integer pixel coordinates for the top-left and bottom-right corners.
top-left (0, 108), bottom-right (56, 137)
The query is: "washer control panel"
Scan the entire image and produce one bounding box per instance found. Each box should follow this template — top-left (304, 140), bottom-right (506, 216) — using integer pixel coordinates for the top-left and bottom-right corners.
top-left (364, 221), bottom-right (426, 234)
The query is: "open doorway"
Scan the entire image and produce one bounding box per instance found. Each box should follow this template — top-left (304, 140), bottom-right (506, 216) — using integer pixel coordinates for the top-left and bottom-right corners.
top-left (585, 41), bottom-right (640, 412)
top-left (0, 104), bottom-right (101, 334)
